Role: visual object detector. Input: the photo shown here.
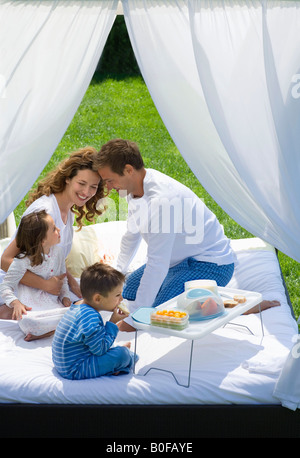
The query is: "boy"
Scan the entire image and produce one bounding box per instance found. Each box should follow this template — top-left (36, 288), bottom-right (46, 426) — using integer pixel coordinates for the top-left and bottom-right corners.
top-left (52, 263), bottom-right (135, 380)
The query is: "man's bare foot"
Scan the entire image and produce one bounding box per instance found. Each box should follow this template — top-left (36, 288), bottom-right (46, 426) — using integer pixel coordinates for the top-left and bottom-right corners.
top-left (24, 330), bottom-right (55, 341)
top-left (244, 300), bottom-right (280, 315)
top-left (0, 304), bottom-right (13, 320)
top-left (117, 321), bottom-right (136, 332)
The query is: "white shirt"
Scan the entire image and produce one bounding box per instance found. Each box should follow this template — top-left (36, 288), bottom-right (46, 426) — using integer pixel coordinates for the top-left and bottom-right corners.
top-left (117, 169), bottom-right (236, 311)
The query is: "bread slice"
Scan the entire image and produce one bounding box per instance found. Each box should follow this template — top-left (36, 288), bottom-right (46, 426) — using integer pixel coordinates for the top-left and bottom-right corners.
top-left (118, 302), bottom-right (130, 314)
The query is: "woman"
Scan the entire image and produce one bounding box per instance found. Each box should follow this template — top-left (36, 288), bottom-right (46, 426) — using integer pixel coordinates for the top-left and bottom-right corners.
top-left (0, 146), bottom-right (106, 320)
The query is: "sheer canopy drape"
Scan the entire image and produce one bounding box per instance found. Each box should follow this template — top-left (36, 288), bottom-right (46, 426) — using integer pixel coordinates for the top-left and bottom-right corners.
top-left (123, 0), bottom-right (300, 410)
top-left (0, 0), bottom-right (299, 410)
top-left (123, 0), bottom-right (300, 263)
top-left (2, 0), bottom-right (299, 263)
top-left (0, 0), bottom-right (118, 224)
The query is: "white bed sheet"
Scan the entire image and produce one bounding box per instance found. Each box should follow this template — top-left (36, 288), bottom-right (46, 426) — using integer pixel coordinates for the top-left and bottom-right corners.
top-left (0, 222), bottom-right (298, 405)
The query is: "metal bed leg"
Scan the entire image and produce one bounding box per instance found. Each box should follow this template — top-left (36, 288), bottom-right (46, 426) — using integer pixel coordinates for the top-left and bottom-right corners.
top-left (133, 331), bottom-right (194, 388)
top-left (133, 330), bottom-right (138, 374)
top-left (223, 306), bottom-right (265, 342)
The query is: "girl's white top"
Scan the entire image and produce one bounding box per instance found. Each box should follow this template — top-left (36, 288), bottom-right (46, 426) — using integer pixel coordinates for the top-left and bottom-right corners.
top-left (0, 245), bottom-right (70, 309)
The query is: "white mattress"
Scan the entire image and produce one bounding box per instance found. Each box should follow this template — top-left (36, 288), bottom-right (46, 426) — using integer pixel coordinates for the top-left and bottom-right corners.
top-left (0, 222), bottom-right (297, 405)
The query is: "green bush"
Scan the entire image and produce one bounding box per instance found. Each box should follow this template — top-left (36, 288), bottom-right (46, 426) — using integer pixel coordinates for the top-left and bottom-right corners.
top-left (97, 15), bottom-right (140, 76)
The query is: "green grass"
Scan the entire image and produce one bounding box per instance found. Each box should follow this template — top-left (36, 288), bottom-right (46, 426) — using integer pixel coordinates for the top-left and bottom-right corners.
top-left (15, 73), bottom-right (300, 322)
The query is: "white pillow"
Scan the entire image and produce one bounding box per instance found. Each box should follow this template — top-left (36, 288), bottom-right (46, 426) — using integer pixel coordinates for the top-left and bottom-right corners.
top-left (65, 221), bottom-right (129, 278)
top-left (66, 221), bottom-right (147, 278)
top-left (66, 225), bottom-right (100, 278)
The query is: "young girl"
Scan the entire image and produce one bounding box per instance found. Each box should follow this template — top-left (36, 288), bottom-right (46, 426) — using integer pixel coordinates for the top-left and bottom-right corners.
top-left (0, 146), bottom-right (106, 320)
top-left (0, 210), bottom-right (71, 341)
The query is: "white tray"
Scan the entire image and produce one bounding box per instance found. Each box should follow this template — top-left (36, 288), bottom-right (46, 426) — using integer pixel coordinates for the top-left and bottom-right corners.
top-left (132, 287), bottom-right (262, 340)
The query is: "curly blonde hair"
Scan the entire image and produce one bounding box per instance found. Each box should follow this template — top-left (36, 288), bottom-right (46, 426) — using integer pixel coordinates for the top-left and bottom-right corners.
top-left (26, 147), bottom-right (106, 230)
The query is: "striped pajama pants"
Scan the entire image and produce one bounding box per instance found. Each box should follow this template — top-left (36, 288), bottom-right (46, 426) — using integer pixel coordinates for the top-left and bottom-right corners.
top-left (123, 257), bottom-right (234, 308)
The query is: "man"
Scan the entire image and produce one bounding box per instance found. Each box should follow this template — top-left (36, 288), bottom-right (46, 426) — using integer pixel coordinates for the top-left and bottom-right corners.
top-left (94, 139), bottom-right (237, 331)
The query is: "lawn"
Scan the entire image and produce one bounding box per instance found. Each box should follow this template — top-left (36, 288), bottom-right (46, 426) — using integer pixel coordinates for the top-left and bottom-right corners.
top-left (15, 73), bottom-right (300, 322)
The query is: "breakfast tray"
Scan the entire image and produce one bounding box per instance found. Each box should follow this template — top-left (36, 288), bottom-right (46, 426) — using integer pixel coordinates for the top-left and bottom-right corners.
top-left (131, 287), bottom-right (263, 387)
top-left (132, 287), bottom-right (263, 340)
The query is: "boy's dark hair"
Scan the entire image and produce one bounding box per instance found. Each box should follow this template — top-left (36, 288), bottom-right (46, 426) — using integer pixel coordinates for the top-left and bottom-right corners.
top-left (94, 138), bottom-right (144, 175)
top-left (80, 262), bottom-right (125, 301)
top-left (16, 210), bottom-right (49, 266)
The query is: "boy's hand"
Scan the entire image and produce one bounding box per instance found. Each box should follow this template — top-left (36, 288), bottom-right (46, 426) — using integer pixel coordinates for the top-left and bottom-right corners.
top-left (10, 299), bottom-right (32, 320)
top-left (110, 306), bottom-right (129, 324)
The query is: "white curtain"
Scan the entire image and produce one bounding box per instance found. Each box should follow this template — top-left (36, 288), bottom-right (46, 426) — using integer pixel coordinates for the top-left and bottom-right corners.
top-left (0, 0), bottom-right (118, 224)
top-left (123, 0), bottom-right (300, 411)
top-left (123, 0), bottom-right (300, 263)
top-left (0, 0), bottom-right (299, 410)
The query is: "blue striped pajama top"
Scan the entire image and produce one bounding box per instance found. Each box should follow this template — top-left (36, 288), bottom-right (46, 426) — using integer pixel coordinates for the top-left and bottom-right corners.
top-left (52, 302), bottom-right (118, 380)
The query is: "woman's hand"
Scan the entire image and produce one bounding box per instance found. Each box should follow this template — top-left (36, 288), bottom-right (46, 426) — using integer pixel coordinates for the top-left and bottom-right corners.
top-left (62, 297), bottom-right (72, 307)
top-left (44, 274), bottom-right (66, 296)
top-left (66, 270), bottom-right (82, 298)
top-left (69, 281), bottom-right (82, 299)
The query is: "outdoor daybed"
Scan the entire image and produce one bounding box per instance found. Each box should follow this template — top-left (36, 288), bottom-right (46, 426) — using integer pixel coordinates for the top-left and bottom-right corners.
top-left (0, 221), bottom-right (299, 438)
